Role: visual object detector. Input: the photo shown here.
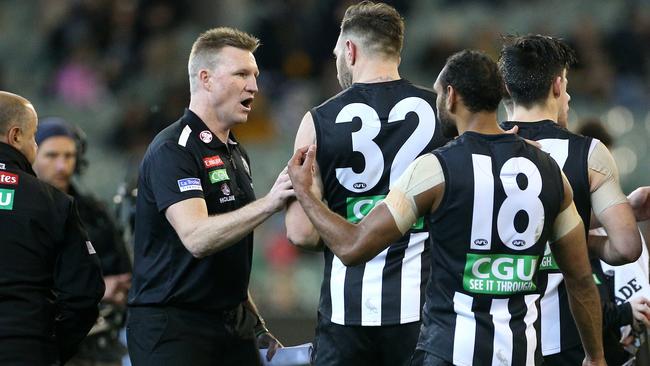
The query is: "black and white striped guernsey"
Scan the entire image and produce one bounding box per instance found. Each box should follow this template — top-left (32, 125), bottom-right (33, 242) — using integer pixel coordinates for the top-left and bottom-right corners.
top-left (501, 120), bottom-right (595, 356)
top-left (417, 132), bottom-right (564, 365)
top-left (311, 79), bottom-right (449, 326)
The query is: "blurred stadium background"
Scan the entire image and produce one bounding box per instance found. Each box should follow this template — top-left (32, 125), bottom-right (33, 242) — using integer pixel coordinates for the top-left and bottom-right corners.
top-left (1, 0), bottom-right (648, 344)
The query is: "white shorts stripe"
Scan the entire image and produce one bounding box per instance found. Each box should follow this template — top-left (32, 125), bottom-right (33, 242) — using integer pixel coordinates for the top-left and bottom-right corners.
top-left (453, 292), bottom-right (476, 366)
top-left (490, 298), bottom-right (513, 366)
top-left (329, 255), bottom-right (347, 325)
top-left (541, 273), bottom-right (564, 355)
top-left (400, 232), bottom-right (427, 324)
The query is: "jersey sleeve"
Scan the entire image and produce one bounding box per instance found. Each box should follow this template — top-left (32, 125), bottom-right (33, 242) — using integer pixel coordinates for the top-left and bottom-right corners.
top-left (146, 141), bottom-right (204, 212)
top-left (588, 141), bottom-right (628, 215)
top-left (384, 153), bottom-right (445, 234)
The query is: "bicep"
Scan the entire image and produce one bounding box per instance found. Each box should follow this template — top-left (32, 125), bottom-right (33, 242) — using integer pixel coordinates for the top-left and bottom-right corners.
top-left (550, 224), bottom-right (590, 281)
top-left (352, 202), bottom-right (405, 260)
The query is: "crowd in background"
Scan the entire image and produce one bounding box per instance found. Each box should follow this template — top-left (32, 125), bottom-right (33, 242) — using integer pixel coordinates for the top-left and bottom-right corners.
top-left (0, 0), bottom-right (648, 319)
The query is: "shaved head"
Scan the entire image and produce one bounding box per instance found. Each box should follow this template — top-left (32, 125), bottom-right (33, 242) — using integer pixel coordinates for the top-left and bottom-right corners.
top-left (0, 91), bottom-right (35, 134)
top-left (0, 91), bottom-right (38, 163)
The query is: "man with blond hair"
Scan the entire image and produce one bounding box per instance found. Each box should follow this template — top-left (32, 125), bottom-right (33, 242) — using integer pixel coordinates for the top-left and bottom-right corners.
top-left (127, 27), bottom-right (292, 365)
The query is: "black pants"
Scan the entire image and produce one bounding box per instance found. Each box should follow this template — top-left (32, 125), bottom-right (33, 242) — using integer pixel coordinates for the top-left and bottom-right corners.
top-left (127, 305), bottom-right (261, 366)
top-left (409, 350), bottom-right (454, 366)
top-left (312, 314), bottom-right (421, 366)
top-left (543, 345), bottom-right (585, 366)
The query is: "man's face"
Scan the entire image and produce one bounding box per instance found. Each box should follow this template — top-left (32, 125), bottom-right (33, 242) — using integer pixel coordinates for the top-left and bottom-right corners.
top-left (32, 135), bottom-right (76, 192)
top-left (207, 46), bottom-right (259, 126)
top-left (434, 71), bottom-right (459, 138)
top-left (557, 69), bottom-right (571, 128)
top-left (334, 35), bottom-right (353, 89)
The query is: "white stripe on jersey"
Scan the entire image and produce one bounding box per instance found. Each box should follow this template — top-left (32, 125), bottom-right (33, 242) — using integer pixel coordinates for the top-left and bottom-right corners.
top-left (541, 273), bottom-right (564, 355)
top-left (400, 232), bottom-right (428, 324)
top-left (588, 138), bottom-right (600, 158)
top-left (361, 247), bottom-right (388, 325)
top-left (178, 125), bottom-right (192, 147)
top-left (329, 256), bottom-right (347, 325)
top-left (524, 294), bottom-right (540, 366)
top-left (491, 299), bottom-right (513, 366)
top-left (453, 292), bottom-right (476, 366)
top-left (471, 155), bottom-right (494, 250)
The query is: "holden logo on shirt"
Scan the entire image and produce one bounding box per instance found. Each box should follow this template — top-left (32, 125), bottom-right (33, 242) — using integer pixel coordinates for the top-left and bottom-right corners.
top-left (220, 183), bottom-right (231, 196)
top-left (0, 172), bottom-right (18, 185)
top-left (199, 130), bottom-right (213, 143)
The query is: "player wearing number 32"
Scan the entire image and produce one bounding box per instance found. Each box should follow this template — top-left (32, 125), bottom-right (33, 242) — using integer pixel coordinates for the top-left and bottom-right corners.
top-left (288, 50), bottom-right (606, 366)
top-left (285, 2), bottom-right (449, 365)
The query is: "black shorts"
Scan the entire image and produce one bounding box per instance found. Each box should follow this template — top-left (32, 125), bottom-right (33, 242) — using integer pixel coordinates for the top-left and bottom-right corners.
top-left (409, 350), bottom-right (454, 366)
top-left (312, 313), bottom-right (420, 366)
top-left (127, 304), bottom-right (260, 366)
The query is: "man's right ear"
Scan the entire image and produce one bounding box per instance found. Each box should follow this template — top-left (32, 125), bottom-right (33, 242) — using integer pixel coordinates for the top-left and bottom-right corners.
top-left (5, 125), bottom-right (21, 148)
top-left (551, 75), bottom-right (562, 98)
top-left (199, 69), bottom-right (211, 92)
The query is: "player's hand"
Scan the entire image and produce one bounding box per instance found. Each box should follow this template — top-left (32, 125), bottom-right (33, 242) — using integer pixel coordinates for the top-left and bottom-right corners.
top-left (287, 145), bottom-right (316, 197)
top-left (257, 330), bottom-right (283, 361)
top-left (264, 167), bottom-right (295, 214)
top-left (103, 273), bottom-right (131, 305)
top-left (504, 125), bottom-right (542, 148)
top-left (630, 296), bottom-right (650, 328)
top-left (628, 186), bottom-right (650, 222)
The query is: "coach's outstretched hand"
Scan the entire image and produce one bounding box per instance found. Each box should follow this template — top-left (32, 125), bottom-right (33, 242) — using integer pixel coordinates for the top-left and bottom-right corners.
top-left (287, 145), bottom-right (316, 197)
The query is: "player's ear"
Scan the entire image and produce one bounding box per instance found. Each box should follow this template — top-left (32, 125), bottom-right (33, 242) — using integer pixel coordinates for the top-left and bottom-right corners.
top-left (345, 40), bottom-right (356, 66)
top-left (446, 85), bottom-right (456, 113)
top-left (199, 69), bottom-right (211, 92)
top-left (551, 75), bottom-right (562, 98)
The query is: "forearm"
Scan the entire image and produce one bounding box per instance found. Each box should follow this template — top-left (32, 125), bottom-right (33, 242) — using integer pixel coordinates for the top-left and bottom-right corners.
top-left (565, 275), bottom-right (605, 362)
top-left (186, 196), bottom-right (274, 258)
top-left (295, 189), bottom-right (365, 265)
top-left (285, 198), bottom-right (322, 250)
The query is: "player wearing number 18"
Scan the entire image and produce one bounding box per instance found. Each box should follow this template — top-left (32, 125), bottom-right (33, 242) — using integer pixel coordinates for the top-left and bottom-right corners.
top-left (285, 2), bottom-right (449, 365)
top-left (288, 50), bottom-right (606, 366)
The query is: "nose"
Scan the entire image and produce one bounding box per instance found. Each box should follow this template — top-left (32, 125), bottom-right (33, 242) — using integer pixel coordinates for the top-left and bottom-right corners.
top-left (246, 76), bottom-right (258, 94)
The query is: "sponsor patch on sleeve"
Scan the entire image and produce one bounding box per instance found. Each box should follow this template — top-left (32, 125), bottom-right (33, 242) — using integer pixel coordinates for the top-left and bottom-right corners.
top-left (208, 169), bottom-right (230, 184)
top-left (177, 178), bottom-right (203, 192)
top-left (0, 172), bottom-right (18, 185)
top-left (203, 155), bottom-right (224, 168)
top-left (86, 241), bottom-right (96, 255)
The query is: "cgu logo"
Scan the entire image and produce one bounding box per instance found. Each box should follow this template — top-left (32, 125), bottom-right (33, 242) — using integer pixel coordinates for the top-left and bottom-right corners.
top-left (472, 257), bottom-right (537, 281)
top-left (0, 172), bottom-right (18, 185)
top-left (353, 182), bottom-right (366, 190)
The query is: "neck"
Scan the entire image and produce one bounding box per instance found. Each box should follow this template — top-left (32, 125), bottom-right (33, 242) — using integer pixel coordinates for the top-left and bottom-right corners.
top-left (457, 111), bottom-right (504, 135)
top-left (353, 59), bottom-right (400, 84)
top-left (510, 101), bottom-right (558, 123)
top-left (188, 96), bottom-right (230, 143)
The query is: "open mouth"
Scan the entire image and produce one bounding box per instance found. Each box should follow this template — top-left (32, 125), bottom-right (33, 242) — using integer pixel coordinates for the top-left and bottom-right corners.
top-left (240, 97), bottom-right (254, 110)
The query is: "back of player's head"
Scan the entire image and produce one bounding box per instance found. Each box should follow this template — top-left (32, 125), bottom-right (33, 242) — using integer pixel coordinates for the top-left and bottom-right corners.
top-left (340, 1), bottom-right (404, 59)
top-left (498, 35), bottom-right (577, 107)
top-left (188, 27), bottom-right (260, 92)
top-left (440, 50), bottom-right (505, 113)
top-left (0, 91), bottom-right (34, 135)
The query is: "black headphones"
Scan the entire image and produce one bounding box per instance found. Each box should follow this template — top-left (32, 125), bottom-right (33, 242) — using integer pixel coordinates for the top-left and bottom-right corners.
top-left (36, 117), bottom-right (89, 175)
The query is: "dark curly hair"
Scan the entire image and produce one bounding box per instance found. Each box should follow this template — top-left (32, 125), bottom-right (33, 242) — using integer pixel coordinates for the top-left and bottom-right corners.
top-left (499, 34), bottom-right (577, 107)
top-left (439, 50), bottom-right (505, 113)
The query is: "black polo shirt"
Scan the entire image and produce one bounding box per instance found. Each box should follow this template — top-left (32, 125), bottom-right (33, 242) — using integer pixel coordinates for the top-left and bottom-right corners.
top-left (128, 109), bottom-right (256, 311)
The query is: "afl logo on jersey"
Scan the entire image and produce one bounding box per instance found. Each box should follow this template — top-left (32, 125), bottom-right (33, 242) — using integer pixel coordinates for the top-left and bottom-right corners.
top-left (353, 182), bottom-right (366, 190)
top-left (512, 239), bottom-right (526, 247)
top-left (474, 238), bottom-right (488, 246)
top-left (199, 130), bottom-right (213, 143)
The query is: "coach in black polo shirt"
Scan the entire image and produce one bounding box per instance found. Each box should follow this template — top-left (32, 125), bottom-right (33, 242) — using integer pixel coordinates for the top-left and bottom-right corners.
top-left (127, 27), bottom-right (294, 366)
